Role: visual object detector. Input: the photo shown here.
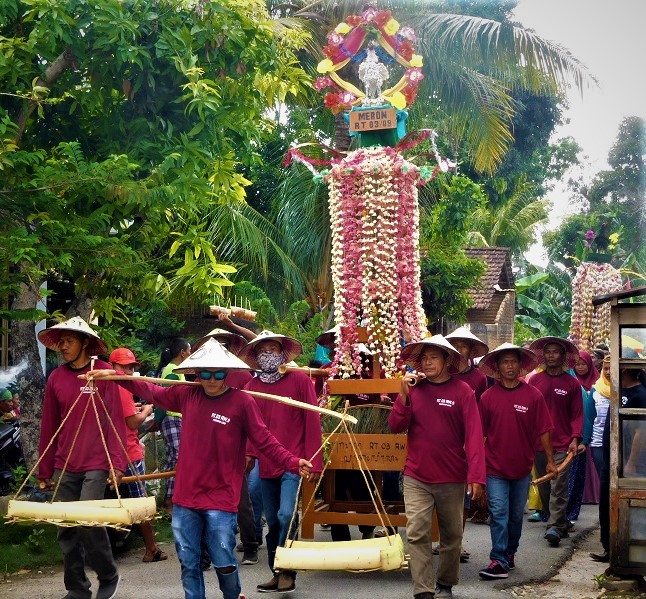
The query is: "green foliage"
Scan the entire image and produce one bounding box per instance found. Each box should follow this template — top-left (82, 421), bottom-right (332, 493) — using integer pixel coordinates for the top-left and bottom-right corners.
top-left (97, 300), bottom-right (186, 374)
top-left (514, 264), bottom-right (572, 339)
top-left (0, 522), bottom-right (63, 571)
top-left (420, 174), bottom-right (486, 328)
top-left (26, 527), bottom-right (46, 552)
top-left (544, 117), bottom-right (644, 282)
top-left (232, 281), bottom-right (326, 365)
top-left (0, 0), bottom-right (312, 324)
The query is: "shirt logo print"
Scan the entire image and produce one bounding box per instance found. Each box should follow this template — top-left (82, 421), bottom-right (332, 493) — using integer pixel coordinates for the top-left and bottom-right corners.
top-left (554, 388), bottom-right (567, 396)
top-left (211, 413), bottom-right (230, 425)
top-left (437, 398), bottom-right (455, 407)
top-left (514, 404), bottom-right (528, 413)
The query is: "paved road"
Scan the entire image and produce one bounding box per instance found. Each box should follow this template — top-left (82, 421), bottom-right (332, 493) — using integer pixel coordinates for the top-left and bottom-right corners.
top-left (2, 504), bottom-right (604, 599)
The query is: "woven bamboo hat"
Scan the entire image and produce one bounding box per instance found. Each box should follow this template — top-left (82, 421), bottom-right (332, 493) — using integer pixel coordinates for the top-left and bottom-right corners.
top-left (529, 336), bottom-right (579, 370)
top-left (37, 316), bottom-right (107, 356)
top-left (445, 326), bottom-right (489, 358)
top-left (192, 328), bottom-right (248, 356)
top-left (173, 338), bottom-right (251, 374)
top-left (238, 330), bottom-right (303, 370)
top-left (400, 334), bottom-right (468, 373)
top-left (478, 343), bottom-right (539, 378)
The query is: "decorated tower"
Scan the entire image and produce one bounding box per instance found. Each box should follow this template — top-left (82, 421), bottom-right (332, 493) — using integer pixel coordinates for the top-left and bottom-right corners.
top-left (286, 5), bottom-right (454, 380)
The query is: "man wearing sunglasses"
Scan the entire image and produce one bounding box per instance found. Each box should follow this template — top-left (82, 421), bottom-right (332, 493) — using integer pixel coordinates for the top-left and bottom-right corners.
top-left (238, 331), bottom-right (323, 595)
top-left (86, 338), bottom-right (313, 599)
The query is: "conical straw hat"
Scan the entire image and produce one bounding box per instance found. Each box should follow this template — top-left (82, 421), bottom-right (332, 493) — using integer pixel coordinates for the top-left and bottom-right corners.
top-left (529, 336), bottom-right (579, 370)
top-left (238, 330), bottom-right (302, 370)
top-left (478, 343), bottom-right (539, 378)
top-left (445, 327), bottom-right (489, 358)
top-left (316, 325), bottom-right (341, 350)
top-left (37, 316), bottom-right (107, 356)
top-left (400, 334), bottom-right (467, 373)
top-left (173, 338), bottom-right (252, 373)
top-left (192, 328), bottom-right (248, 355)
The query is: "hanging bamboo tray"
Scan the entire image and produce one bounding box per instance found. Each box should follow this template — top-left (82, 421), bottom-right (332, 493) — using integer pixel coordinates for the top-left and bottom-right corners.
top-left (274, 533), bottom-right (406, 572)
top-left (6, 496), bottom-right (157, 529)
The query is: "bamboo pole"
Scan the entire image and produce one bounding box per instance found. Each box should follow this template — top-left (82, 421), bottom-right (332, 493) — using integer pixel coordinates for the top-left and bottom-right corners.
top-left (121, 470), bottom-right (176, 484)
top-left (278, 364), bottom-right (329, 377)
top-left (531, 451), bottom-right (575, 485)
top-left (81, 374), bottom-right (358, 425)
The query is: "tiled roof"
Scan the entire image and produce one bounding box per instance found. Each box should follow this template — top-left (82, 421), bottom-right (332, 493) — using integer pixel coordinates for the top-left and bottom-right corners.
top-left (464, 246), bottom-right (514, 310)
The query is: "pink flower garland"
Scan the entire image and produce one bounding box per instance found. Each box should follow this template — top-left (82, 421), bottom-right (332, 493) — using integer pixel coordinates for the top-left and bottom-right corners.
top-left (326, 147), bottom-right (427, 379)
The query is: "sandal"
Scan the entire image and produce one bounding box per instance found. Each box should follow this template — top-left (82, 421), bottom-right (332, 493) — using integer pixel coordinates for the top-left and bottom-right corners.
top-left (143, 548), bottom-right (168, 563)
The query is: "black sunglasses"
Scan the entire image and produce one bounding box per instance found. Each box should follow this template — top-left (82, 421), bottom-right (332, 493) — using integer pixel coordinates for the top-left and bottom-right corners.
top-left (197, 370), bottom-right (227, 381)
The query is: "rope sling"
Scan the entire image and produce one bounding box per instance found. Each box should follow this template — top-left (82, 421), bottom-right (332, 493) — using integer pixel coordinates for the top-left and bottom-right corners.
top-left (274, 403), bottom-right (406, 572)
top-left (6, 359), bottom-right (156, 529)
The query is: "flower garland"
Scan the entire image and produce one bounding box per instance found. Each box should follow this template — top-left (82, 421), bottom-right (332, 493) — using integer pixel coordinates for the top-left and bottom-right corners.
top-left (326, 146), bottom-right (427, 379)
top-left (315, 6), bottom-right (424, 112)
top-left (570, 262), bottom-right (623, 352)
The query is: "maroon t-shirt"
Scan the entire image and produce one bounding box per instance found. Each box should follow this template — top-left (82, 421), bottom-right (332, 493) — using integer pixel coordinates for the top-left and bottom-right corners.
top-left (453, 366), bottom-right (489, 402)
top-left (245, 371), bottom-right (324, 478)
top-left (38, 360), bottom-right (128, 479)
top-left (479, 381), bottom-right (553, 479)
top-left (528, 371), bottom-right (583, 452)
top-left (388, 377), bottom-right (486, 485)
top-left (226, 369), bottom-right (253, 389)
top-left (118, 379), bottom-right (300, 512)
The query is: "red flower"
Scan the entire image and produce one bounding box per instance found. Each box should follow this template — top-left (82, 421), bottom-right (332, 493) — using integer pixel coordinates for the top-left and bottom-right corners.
top-left (346, 15), bottom-right (362, 26)
top-left (397, 40), bottom-right (414, 61)
top-left (374, 10), bottom-right (393, 27)
top-left (402, 85), bottom-right (418, 105)
top-left (322, 44), bottom-right (344, 62)
top-left (324, 92), bottom-right (340, 106)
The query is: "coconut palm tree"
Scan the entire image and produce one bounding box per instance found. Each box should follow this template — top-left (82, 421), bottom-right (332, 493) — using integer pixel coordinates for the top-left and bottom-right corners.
top-left (466, 180), bottom-right (550, 256)
top-left (204, 0), bottom-right (591, 310)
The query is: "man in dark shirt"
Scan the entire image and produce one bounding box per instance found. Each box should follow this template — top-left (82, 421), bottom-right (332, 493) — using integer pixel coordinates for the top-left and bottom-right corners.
top-left (528, 336), bottom-right (583, 547)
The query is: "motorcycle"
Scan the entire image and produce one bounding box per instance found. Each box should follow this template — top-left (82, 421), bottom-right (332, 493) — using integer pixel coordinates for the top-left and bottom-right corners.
top-left (0, 417), bottom-right (26, 496)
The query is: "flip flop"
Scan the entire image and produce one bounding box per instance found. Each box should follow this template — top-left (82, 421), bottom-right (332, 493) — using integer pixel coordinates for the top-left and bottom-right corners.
top-left (143, 548), bottom-right (168, 563)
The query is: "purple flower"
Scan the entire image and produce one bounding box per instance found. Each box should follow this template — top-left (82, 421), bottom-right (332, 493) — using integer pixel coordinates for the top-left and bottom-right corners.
top-left (585, 229), bottom-right (596, 240)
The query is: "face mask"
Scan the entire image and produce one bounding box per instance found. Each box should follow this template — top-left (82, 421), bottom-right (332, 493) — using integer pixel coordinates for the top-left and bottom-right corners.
top-left (256, 351), bottom-right (285, 383)
top-left (256, 351), bottom-right (284, 373)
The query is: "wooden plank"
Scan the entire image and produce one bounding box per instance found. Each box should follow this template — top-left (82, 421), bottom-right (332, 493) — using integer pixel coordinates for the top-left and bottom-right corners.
top-left (325, 433), bottom-right (407, 470)
top-left (328, 378), bottom-right (402, 395)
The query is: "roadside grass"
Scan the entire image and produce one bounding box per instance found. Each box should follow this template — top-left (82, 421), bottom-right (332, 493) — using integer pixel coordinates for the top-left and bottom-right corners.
top-left (1, 514), bottom-right (174, 575)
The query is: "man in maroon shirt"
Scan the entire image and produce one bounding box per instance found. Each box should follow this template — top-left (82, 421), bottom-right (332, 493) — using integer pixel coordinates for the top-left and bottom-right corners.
top-left (193, 325), bottom-right (261, 565)
top-left (528, 336), bottom-right (583, 547)
top-left (88, 338), bottom-right (313, 599)
top-left (445, 327), bottom-right (491, 545)
top-left (389, 335), bottom-right (486, 599)
top-left (445, 327), bottom-right (490, 403)
top-left (477, 343), bottom-right (557, 579)
top-left (239, 331), bottom-right (323, 595)
top-left (37, 317), bottom-right (127, 599)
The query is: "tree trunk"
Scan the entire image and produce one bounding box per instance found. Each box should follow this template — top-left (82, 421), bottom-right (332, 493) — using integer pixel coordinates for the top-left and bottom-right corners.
top-left (10, 280), bottom-right (47, 470)
top-left (13, 45), bottom-right (76, 145)
top-left (334, 112), bottom-right (352, 151)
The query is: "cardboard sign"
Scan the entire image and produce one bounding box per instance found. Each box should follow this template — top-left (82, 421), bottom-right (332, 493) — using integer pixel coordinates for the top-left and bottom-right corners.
top-left (349, 108), bottom-right (397, 132)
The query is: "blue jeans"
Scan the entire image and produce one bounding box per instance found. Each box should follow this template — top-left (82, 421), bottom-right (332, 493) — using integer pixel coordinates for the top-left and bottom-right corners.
top-left (260, 472), bottom-right (300, 572)
top-left (172, 505), bottom-right (240, 599)
top-left (248, 461), bottom-right (264, 541)
top-left (486, 474), bottom-right (531, 569)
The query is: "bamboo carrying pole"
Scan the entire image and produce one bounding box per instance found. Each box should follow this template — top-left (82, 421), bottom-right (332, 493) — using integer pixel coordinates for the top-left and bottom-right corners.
top-left (531, 451), bottom-right (575, 485)
top-left (278, 364), bottom-right (329, 377)
top-left (121, 470), bottom-right (176, 484)
top-left (81, 374), bottom-right (358, 425)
